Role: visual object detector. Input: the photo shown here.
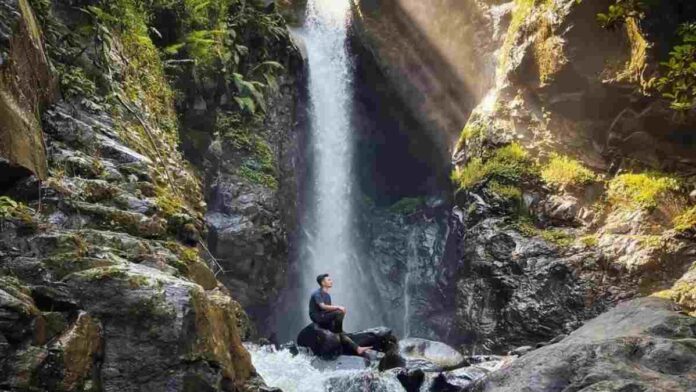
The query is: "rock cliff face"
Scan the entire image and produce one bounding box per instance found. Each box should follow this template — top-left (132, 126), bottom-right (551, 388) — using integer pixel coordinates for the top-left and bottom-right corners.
top-left (351, 0), bottom-right (696, 355)
top-left (200, 28), bottom-right (306, 326)
top-left (0, 0), bottom-right (56, 186)
top-left (0, 0), bottom-right (302, 390)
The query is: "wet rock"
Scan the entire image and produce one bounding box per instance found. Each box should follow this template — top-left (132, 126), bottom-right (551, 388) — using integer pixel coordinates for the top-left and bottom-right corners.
top-left (470, 298), bottom-right (696, 391)
top-left (378, 350), bottom-right (406, 371)
top-left (297, 324), bottom-right (398, 360)
top-left (396, 368), bottom-right (425, 392)
top-left (296, 323), bottom-right (342, 359)
top-left (509, 346), bottom-right (533, 356)
top-left (430, 366), bottom-right (490, 392)
top-left (360, 206), bottom-right (450, 340)
top-left (400, 338), bottom-right (467, 369)
top-left (537, 194), bottom-right (581, 226)
top-left (347, 327), bottom-right (398, 352)
top-left (35, 311), bottom-right (102, 391)
top-left (452, 202), bottom-right (601, 354)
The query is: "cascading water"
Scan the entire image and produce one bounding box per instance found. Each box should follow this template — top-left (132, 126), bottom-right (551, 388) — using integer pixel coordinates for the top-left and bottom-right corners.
top-left (294, 0), bottom-right (373, 331)
top-left (402, 230), bottom-right (417, 338)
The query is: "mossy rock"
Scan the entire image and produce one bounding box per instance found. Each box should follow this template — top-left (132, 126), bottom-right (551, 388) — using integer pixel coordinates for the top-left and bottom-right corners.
top-left (67, 201), bottom-right (167, 238)
top-left (188, 288), bottom-right (254, 387)
top-left (36, 312), bottom-right (102, 392)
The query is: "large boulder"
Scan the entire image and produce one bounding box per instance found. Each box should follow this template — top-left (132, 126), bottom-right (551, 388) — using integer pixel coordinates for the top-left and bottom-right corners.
top-left (399, 338), bottom-right (467, 369)
top-left (470, 298), bottom-right (696, 391)
top-left (296, 323), bottom-right (343, 359)
top-left (296, 324), bottom-right (398, 360)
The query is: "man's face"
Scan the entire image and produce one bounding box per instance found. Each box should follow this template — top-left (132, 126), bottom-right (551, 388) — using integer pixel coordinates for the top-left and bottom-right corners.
top-left (322, 276), bottom-right (333, 288)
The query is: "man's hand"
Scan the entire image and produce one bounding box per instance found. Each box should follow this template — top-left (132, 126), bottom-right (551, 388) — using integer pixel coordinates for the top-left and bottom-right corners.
top-left (337, 306), bottom-right (346, 314)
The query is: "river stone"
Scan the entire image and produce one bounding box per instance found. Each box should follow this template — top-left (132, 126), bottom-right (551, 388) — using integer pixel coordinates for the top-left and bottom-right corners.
top-left (469, 298), bottom-right (696, 391)
top-left (396, 368), bottom-right (425, 392)
top-left (311, 355), bottom-right (369, 371)
top-left (297, 324), bottom-right (398, 360)
top-left (400, 338), bottom-right (467, 368)
top-left (296, 323), bottom-right (342, 359)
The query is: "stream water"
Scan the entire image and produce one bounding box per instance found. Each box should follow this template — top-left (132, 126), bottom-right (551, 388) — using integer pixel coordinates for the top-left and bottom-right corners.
top-left (247, 344), bottom-right (404, 392)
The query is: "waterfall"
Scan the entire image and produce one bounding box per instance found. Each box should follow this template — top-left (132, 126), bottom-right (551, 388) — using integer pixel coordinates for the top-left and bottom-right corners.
top-left (293, 0), bottom-right (373, 332)
top-left (402, 229), bottom-right (417, 338)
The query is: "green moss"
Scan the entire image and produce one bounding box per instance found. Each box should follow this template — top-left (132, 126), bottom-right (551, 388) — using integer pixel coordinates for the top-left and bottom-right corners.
top-left (388, 197), bottom-right (425, 215)
top-left (217, 112), bottom-right (278, 189)
top-left (501, 0), bottom-right (536, 64)
top-left (455, 121), bottom-right (486, 152)
top-left (155, 188), bottom-right (187, 218)
top-left (451, 142), bottom-right (536, 191)
top-left (128, 291), bottom-right (175, 321)
top-left (128, 275), bottom-right (149, 288)
top-left (513, 218), bottom-right (574, 247)
top-left (630, 234), bottom-right (663, 248)
top-left (83, 181), bottom-right (119, 203)
top-left (487, 181), bottom-right (522, 201)
top-left (607, 172), bottom-right (680, 210)
top-left (75, 266), bottom-right (129, 282)
top-left (162, 241), bottom-right (199, 274)
top-left (580, 234), bottom-right (599, 247)
top-left (541, 153), bottom-right (596, 188)
top-left (673, 206), bottom-right (696, 232)
top-left (540, 229), bottom-right (574, 247)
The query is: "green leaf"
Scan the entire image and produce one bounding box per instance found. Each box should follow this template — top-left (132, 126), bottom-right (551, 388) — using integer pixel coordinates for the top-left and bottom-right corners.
top-left (234, 96), bottom-right (256, 114)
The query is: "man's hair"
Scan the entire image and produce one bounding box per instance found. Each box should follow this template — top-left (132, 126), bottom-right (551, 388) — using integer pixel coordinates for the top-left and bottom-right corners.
top-left (316, 273), bottom-right (329, 286)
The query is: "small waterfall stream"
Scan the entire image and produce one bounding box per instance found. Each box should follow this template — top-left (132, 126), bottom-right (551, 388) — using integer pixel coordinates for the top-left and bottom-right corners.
top-left (402, 230), bottom-right (417, 338)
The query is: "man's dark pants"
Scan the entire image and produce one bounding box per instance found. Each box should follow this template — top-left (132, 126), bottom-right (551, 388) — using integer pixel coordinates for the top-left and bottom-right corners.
top-left (311, 310), bottom-right (359, 353)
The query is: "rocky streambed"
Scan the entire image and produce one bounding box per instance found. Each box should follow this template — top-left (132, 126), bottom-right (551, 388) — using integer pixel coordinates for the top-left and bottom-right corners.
top-left (247, 339), bottom-right (509, 392)
top-left (248, 297), bottom-right (696, 392)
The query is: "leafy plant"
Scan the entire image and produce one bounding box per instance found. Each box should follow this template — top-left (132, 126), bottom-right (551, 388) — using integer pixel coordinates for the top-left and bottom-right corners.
top-left (541, 154), bottom-right (596, 189)
top-left (216, 112), bottom-right (277, 188)
top-left (388, 197), bottom-right (425, 215)
top-left (656, 23), bottom-right (696, 112)
top-left (0, 196), bottom-right (35, 224)
top-left (231, 73), bottom-right (266, 114)
top-left (673, 206), bottom-right (696, 232)
top-left (607, 172), bottom-right (680, 210)
top-left (487, 181), bottom-right (522, 202)
top-left (451, 143), bottom-right (536, 191)
top-left (55, 64), bottom-right (97, 99)
top-left (596, 0), bottom-right (657, 30)
top-left (512, 217), bottom-right (574, 247)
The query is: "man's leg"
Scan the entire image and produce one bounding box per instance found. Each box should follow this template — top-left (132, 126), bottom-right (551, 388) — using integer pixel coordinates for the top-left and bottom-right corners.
top-left (330, 311), bottom-right (344, 334)
top-left (313, 310), bottom-right (343, 332)
top-left (339, 333), bottom-right (360, 355)
top-left (325, 312), bottom-right (364, 355)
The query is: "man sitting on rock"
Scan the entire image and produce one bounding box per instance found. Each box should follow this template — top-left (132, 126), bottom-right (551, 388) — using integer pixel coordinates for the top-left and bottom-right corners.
top-left (310, 273), bottom-right (371, 356)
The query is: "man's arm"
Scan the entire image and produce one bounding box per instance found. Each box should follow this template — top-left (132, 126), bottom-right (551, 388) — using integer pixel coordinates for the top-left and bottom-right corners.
top-left (318, 302), bottom-right (345, 313)
top-left (313, 292), bottom-right (345, 313)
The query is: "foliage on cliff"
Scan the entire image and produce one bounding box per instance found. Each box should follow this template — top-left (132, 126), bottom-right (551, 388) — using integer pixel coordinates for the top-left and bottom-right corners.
top-left (599, 0), bottom-right (696, 112)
